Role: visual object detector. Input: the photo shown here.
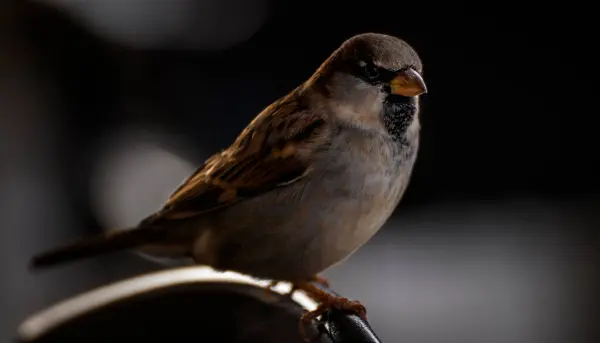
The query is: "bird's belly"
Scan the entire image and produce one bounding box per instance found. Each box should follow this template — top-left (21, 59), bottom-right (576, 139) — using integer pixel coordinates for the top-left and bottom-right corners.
top-left (309, 167), bottom-right (409, 272)
top-left (212, 152), bottom-right (413, 281)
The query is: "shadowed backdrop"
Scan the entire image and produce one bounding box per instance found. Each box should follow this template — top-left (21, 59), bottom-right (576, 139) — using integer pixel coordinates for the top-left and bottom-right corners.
top-left (0, 1), bottom-right (596, 342)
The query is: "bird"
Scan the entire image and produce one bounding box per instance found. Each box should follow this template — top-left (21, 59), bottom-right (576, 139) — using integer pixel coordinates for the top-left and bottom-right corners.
top-left (30, 32), bottom-right (427, 338)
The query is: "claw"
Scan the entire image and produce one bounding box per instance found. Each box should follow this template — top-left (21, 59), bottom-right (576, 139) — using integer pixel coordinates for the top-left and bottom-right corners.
top-left (299, 303), bottom-right (328, 342)
top-left (294, 280), bottom-right (368, 341)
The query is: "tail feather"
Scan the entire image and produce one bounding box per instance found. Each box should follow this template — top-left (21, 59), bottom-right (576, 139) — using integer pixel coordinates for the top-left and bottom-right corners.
top-left (30, 228), bottom-right (164, 270)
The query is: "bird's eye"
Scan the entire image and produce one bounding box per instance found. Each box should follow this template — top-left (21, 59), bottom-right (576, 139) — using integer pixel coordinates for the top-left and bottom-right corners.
top-left (364, 64), bottom-right (380, 81)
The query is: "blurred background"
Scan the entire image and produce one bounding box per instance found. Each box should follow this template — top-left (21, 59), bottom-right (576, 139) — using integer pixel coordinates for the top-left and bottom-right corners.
top-left (0, 0), bottom-right (597, 342)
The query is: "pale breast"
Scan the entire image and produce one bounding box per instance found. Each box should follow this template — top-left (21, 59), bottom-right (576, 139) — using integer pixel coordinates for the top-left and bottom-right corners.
top-left (208, 128), bottom-right (418, 280)
top-left (312, 129), bottom-right (418, 270)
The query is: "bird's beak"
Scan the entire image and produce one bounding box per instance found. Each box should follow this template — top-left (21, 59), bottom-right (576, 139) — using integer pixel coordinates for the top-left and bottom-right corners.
top-left (390, 68), bottom-right (427, 96)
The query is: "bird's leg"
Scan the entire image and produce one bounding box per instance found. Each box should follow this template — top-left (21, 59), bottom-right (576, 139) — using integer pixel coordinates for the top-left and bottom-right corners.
top-left (294, 281), bottom-right (367, 341)
top-left (296, 281), bottom-right (367, 319)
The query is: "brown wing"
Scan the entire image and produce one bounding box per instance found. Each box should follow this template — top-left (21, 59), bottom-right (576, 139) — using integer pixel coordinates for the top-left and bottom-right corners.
top-left (140, 95), bottom-right (329, 226)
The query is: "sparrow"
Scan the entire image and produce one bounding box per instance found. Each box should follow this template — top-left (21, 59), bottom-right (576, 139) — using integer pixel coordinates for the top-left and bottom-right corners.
top-left (30, 32), bottom-right (427, 338)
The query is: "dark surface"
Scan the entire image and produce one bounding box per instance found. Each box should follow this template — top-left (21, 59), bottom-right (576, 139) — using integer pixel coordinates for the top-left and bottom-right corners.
top-left (18, 281), bottom-right (382, 343)
top-left (20, 285), bottom-right (320, 343)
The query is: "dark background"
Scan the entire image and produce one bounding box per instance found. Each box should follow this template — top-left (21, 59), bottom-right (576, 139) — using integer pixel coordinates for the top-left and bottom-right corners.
top-left (1, 1), bottom-right (597, 342)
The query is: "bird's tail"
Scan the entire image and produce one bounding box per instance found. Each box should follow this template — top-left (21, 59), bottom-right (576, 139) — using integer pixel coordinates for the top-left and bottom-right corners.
top-left (30, 227), bottom-right (165, 270)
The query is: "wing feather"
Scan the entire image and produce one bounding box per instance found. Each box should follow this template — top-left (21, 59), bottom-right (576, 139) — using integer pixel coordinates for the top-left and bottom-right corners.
top-left (141, 95), bottom-right (329, 226)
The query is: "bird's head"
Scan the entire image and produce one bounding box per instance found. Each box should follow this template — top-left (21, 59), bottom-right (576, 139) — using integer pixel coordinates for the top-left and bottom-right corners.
top-left (307, 33), bottom-right (427, 141)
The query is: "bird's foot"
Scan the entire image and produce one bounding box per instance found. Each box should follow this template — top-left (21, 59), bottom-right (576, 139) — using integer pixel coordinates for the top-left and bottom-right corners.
top-left (294, 281), bottom-right (367, 341)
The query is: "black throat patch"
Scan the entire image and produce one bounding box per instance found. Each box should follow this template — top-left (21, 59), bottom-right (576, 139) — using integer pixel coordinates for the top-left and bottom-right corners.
top-left (382, 95), bottom-right (419, 144)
